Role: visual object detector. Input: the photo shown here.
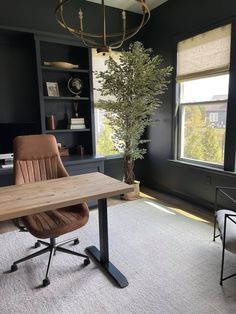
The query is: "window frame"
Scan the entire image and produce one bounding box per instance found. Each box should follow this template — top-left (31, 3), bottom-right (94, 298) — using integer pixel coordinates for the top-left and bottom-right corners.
top-left (209, 112), bottom-right (218, 123)
top-left (177, 95), bottom-right (228, 168)
top-left (174, 22), bottom-right (233, 170)
top-left (91, 49), bottom-right (122, 157)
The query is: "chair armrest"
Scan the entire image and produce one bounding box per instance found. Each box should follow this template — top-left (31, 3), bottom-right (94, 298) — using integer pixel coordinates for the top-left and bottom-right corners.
top-left (226, 214), bottom-right (236, 224)
top-left (215, 186), bottom-right (236, 213)
top-left (216, 186), bottom-right (236, 191)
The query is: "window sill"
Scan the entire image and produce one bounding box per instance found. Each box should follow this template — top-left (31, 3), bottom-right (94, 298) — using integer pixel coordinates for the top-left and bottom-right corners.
top-left (105, 154), bottom-right (123, 160)
top-left (168, 159), bottom-right (236, 177)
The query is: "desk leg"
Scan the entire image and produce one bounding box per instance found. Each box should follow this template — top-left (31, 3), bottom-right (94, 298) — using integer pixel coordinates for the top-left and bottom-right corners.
top-left (86, 198), bottom-right (129, 288)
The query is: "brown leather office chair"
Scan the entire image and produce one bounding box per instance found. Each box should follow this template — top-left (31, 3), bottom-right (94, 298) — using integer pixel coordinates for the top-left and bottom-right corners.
top-left (10, 134), bottom-right (90, 287)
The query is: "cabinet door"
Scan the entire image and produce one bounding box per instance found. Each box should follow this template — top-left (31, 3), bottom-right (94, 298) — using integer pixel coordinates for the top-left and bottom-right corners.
top-left (0, 171), bottom-right (13, 187)
top-left (65, 161), bottom-right (104, 176)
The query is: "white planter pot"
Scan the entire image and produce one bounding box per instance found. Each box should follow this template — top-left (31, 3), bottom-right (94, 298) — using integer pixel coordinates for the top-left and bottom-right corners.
top-left (121, 180), bottom-right (140, 200)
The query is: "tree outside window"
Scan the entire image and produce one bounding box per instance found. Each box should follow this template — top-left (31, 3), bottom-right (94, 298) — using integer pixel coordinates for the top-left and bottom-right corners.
top-left (92, 49), bottom-right (121, 156)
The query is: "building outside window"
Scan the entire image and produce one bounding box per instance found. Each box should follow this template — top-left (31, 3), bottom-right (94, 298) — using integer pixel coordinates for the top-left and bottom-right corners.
top-left (176, 24), bottom-right (231, 166)
top-left (92, 49), bottom-right (121, 156)
top-left (209, 112), bottom-right (219, 123)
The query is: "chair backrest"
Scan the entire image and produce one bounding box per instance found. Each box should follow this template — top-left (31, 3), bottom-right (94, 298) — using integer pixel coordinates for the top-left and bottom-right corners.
top-left (13, 134), bottom-right (68, 185)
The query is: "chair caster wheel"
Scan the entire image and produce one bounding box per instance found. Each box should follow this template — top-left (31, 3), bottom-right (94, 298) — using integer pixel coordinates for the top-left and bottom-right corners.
top-left (11, 264), bottom-right (18, 272)
top-left (35, 241), bottom-right (41, 248)
top-left (74, 238), bottom-right (79, 245)
top-left (84, 258), bottom-right (90, 266)
top-left (43, 278), bottom-right (50, 287)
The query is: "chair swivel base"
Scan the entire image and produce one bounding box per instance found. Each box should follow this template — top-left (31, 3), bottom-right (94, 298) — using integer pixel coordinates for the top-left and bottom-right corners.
top-left (10, 236), bottom-right (90, 287)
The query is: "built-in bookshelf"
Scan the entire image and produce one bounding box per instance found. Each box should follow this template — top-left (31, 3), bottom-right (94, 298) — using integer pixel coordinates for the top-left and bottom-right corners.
top-left (0, 30), bottom-right (104, 193)
top-left (35, 35), bottom-right (95, 155)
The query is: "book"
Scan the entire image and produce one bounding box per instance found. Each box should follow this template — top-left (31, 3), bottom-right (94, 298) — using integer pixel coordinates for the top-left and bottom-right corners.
top-left (70, 118), bottom-right (85, 124)
top-left (68, 124), bottom-right (86, 129)
top-left (4, 160), bottom-right (13, 165)
top-left (1, 164), bottom-right (13, 169)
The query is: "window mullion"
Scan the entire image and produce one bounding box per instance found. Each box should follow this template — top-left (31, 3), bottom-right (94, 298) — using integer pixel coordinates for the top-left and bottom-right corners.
top-left (224, 21), bottom-right (236, 171)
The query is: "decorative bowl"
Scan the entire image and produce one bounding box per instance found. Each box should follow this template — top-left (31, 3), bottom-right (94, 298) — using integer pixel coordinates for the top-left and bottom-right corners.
top-left (44, 61), bottom-right (79, 69)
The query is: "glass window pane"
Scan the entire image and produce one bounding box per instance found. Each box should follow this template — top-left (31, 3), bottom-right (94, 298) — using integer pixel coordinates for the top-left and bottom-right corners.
top-left (180, 74), bottom-right (229, 103)
top-left (92, 49), bottom-right (121, 156)
top-left (181, 103), bottom-right (226, 165)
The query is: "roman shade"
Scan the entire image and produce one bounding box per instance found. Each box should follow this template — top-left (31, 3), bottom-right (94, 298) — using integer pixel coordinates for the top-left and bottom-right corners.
top-left (177, 24), bottom-right (231, 82)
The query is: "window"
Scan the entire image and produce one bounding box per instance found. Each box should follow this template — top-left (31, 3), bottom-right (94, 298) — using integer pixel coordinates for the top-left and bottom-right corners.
top-left (209, 112), bottom-right (218, 123)
top-left (176, 24), bottom-right (231, 166)
top-left (92, 49), bottom-right (121, 156)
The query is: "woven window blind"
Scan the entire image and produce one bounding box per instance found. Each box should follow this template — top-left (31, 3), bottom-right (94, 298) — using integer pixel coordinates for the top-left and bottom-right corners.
top-left (177, 24), bottom-right (231, 81)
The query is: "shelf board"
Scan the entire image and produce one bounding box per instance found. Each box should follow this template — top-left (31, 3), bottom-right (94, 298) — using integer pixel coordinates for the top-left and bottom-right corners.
top-left (45, 128), bottom-right (90, 133)
top-left (41, 66), bottom-right (89, 73)
top-left (43, 96), bottom-right (89, 101)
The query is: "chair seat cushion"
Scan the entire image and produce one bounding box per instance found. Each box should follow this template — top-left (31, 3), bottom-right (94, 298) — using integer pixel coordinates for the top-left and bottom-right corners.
top-left (22, 203), bottom-right (89, 239)
top-left (216, 209), bottom-right (236, 253)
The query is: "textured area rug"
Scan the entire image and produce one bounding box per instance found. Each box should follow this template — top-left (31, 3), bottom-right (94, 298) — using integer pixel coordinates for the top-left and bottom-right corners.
top-left (1, 198), bottom-right (236, 314)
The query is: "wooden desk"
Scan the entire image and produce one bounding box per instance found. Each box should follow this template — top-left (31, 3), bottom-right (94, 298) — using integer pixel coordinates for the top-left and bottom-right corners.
top-left (0, 172), bottom-right (133, 288)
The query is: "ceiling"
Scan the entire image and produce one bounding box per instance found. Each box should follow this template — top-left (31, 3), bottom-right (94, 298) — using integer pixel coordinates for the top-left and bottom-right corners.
top-left (87, 0), bottom-right (168, 14)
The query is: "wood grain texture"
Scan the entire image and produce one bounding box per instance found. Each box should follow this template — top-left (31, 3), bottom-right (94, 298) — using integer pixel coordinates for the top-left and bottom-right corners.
top-left (0, 172), bottom-right (133, 222)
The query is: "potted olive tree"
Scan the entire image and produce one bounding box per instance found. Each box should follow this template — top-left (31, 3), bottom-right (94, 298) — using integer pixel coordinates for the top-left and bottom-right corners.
top-left (95, 42), bottom-right (172, 199)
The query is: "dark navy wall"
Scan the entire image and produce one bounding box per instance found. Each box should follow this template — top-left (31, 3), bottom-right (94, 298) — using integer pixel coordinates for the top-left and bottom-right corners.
top-left (0, 0), bottom-right (139, 38)
top-left (0, 0), bottom-right (140, 181)
top-left (4, 0), bottom-right (236, 198)
top-left (136, 0), bottom-right (236, 209)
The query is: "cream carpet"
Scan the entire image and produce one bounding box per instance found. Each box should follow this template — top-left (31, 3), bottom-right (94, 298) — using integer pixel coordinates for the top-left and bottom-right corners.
top-left (1, 198), bottom-right (236, 314)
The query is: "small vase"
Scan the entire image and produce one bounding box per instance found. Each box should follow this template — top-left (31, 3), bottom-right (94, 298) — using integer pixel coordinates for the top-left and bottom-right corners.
top-left (46, 115), bottom-right (56, 130)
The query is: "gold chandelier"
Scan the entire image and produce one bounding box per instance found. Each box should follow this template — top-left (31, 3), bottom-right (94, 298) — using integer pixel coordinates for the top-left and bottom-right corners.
top-left (55, 0), bottom-right (150, 53)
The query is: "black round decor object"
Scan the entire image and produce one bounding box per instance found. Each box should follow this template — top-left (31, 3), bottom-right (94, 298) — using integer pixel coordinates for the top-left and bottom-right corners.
top-left (67, 77), bottom-right (83, 96)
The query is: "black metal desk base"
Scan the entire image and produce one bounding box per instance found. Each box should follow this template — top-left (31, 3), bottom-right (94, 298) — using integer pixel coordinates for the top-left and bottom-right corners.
top-left (86, 245), bottom-right (129, 288)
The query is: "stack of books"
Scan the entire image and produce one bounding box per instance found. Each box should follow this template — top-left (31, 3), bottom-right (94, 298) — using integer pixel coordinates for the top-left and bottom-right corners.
top-left (68, 118), bottom-right (86, 130)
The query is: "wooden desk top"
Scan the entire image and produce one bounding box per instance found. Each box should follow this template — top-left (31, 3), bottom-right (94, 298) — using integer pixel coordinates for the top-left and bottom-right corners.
top-left (0, 172), bottom-right (133, 222)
